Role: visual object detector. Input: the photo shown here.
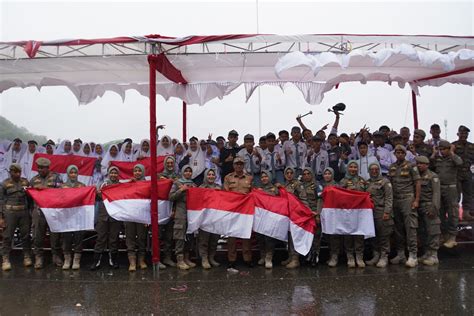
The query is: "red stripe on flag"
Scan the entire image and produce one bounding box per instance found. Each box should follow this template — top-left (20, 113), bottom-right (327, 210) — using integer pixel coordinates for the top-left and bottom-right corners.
top-left (187, 187), bottom-right (255, 215)
top-left (27, 186), bottom-right (96, 208)
top-left (280, 188), bottom-right (316, 234)
top-left (110, 156), bottom-right (165, 180)
top-left (101, 179), bottom-right (173, 202)
top-left (321, 186), bottom-right (374, 210)
top-left (31, 153), bottom-right (96, 176)
top-left (251, 189), bottom-right (289, 217)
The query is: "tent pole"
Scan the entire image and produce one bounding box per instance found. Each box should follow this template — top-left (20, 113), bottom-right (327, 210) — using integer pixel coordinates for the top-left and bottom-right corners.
top-left (411, 90), bottom-right (419, 130)
top-left (148, 54), bottom-right (160, 270)
top-left (182, 101), bottom-right (187, 143)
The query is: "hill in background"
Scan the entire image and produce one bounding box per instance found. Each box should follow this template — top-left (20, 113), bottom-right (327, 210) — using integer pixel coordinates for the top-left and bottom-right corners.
top-left (0, 116), bottom-right (48, 144)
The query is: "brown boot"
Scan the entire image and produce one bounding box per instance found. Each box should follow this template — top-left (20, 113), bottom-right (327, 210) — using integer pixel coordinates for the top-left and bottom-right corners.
top-left (347, 254), bottom-right (356, 268)
top-left (356, 254), bottom-right (365, 268)
top-left (208, 252), bottom-right (220, 267)
top-left (2, 255), bottom-right (11, 271)
top-left (327, 254), bottom-right (338, 267)
top-left (128, 255), bottom-right (137, 272)
top-left (184, 253), bottom-right (196, 268)
top-left (443, 235), bottom-right (458, 248)
top-left (176, 254), bottom-right (190, 270)
top-left (281, 257), bottom-right (291, 266)
top-left (202, 257), bottom-right (211, 269)
top-left (265, 253), bottom-right (273, 269)
top-left (138, 255), bottom-right (148, 270)
top-left (23, 255), bottom-right (33, 267)
top-left (34, 255), bottom-right (44, 269)
top-left (285, 255), bottom-right (300, 269)
top-left (72, 253), bottom-right (81, 270)
top-left (53, 254), bottom-right (63, 268)
top-left (62, 254), bottom-right (72, 270)
top-left (162, 255), bottom-right (176, 267)
top-left (365, 251), bottom-right (379, 266)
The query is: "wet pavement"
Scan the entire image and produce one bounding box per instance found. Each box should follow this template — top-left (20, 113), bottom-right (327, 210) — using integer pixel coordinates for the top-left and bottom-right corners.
top-left (1, 248), bottom-right (474, 315)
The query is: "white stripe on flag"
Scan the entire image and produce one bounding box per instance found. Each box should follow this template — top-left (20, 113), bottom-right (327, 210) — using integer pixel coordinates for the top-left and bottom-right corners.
top-left (321, 208), bottom-right (375, 238)
top-left (289, 222), bottom-right (314, 256)
top-left (253, 207), bottom-right (289, 242)
top-left (187, 208), bottom-right (254, 239)
top-left (104, 199), bottom-right (172, 225)
top-left (41, 205), bottom-right (95, 233)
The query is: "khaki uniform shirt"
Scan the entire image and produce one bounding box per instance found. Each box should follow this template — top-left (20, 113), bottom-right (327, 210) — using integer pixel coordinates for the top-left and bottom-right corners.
top-left (223, 172), bottom-right (253, 194)
top-left (388, 160), bottom-right (420, 197)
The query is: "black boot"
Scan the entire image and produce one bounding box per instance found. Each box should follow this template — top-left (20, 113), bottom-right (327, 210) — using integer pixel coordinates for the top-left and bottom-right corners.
top-left (109, 252), bottom-right (119, 269)
top-left (90, 253), bottom-right (102, 271)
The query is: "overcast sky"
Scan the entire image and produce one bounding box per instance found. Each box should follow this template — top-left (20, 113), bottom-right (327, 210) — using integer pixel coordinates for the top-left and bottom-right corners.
top-left (0, 0), bottom-right (473, 143)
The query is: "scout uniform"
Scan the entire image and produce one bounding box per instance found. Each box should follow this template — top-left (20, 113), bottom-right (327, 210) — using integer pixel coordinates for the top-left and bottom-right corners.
top-left (237, 134), bottom-right (263, 186)
top-left (283, 127), bottom-right (307, 177)
top-left (1, 163), bottom-right (31, 270)
top-left (413, 129), bottom-right (433, 158)
top-left (30, 157), bottom-right (63, 269)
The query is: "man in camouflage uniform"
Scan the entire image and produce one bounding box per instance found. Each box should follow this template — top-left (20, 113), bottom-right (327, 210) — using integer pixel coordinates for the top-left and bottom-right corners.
top-left (388, 145), bottom-right (421, 268)
top-left (430, 140), bottom-right (463, 248)
top-left (1, 164), bottom-right (31, 270)
top-left (30, 157), bottom-right (63, 269)
top-left (416, 156), bottom-right (441, 265)
top-left (412, 129), bottom-right (432, 158)
top-left (452, 125), bottom-right (474, 221)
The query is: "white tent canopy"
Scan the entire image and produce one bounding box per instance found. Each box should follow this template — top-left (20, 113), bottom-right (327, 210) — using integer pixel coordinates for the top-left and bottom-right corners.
top-left (1, 34), bottom-right (474, 105)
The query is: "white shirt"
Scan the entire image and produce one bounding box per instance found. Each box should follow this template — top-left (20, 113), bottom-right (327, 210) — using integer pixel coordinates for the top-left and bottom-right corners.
top-left (262, 147), bottom-right (286, 171)
top-left (237, 147), bottom-right (263, 174)
top-left (283, 140), bottom-right (307, 169)
top-left (307, 149), bottom-right (329, 177)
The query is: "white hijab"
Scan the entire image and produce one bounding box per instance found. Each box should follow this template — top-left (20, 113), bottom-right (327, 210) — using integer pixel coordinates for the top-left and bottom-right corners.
top-left (54, 139), bottom-right (73, 155)
top-left (19, 143), bottom-right (39, 180)
top-left (186, 139), bottom-right (206, 179)
top-left (0, 141), bottom-right (27, 182)
top-left (134, 139), bottom-right (151, 160)
top-left (101, 144), bottom-right (120, 175)
top-left (80, 142), bottom-right (93, 157)
top-left (92, 143), bottom-right (104, 159)
top-left (0, 140), bottom-right (12, 170)
top-left (118, 141), bottom-right (136, 162)
top-left (157, 135), bottom-right (175, 157)
top-left (72, 141), bottom-right (83, 156)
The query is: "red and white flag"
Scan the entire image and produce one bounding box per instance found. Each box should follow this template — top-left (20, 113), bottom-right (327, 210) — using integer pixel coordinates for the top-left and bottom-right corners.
top-left (186, 187), bottom-right (255, 238)
top-left (101, 179), bottom-right (173, 225)
top-left (27, 186), bottom-right (96, 233)
top-left (110, 156), bottom-right (166, 181)
top-left (321, 186), bottom-right (375, 238)
top-left (31, 153), bottom-right (97, 185)
top-left (251, 189), bottom-right (290, 242)
top-left (280, 188), bottom-right (316, 256)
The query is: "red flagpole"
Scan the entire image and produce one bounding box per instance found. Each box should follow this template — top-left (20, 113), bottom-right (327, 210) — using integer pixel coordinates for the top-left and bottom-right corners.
top-left (182, 101), bottom-right (187, 143)
top-left (148, 55), bottom-right (160, 267)
top-left (411, 90), bottom-right (419, 130)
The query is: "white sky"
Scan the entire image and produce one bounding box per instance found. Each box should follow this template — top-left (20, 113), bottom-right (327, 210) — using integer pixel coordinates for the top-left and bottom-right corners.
top-left (0, 0), bottom-right (473, 143)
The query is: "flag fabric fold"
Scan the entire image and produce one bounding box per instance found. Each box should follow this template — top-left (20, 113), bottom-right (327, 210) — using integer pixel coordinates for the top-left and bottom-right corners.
top-left (31, 153), bottom-right (96, 185)
top-left (110, 156), bottom-right (166, 181)
top-left (186, 187), bottom-right (255, 239)
top-left (27, 186), bottom-right (96, 233)
top-left (321, 186), bottom-right (375, 238)
top-left (101, 179), bottom-right (173, 225)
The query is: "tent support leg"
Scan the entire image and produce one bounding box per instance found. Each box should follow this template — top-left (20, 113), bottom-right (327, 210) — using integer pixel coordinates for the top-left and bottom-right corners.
top-left (183, 101), bottom-right (187, 143)
top-left (411, 90), bottom-right (419, 130)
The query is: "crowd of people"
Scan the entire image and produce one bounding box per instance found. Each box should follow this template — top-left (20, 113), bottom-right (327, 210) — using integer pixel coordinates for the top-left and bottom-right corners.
top-left (0, 110), bottom-right (473, 273)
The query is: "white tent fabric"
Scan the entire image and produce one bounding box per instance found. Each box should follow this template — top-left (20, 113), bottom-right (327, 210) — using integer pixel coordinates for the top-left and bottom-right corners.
top-left (1, 34), bottom-right (473, 105)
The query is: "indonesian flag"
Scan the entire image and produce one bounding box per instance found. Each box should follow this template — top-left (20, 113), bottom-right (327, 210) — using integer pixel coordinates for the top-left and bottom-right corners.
top-left (110, 156), bottom-right (166, 181)
top-left (280, 188), bottom-right (316, 256)
top-left (321, 186), bottom-right (375, 238)
top-left (27, 186), bottom-right (96, 233)
top-left (251, 189), bottom-right (290, 242)
top-left (186, 187), bottom-right (255, 239)
top-left (101, 179), bottom-right (173, 225)
top-left (31, 153), bottom-right (96, 185)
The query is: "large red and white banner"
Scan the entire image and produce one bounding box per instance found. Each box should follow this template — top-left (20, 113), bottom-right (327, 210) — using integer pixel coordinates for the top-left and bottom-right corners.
top-left (32, 153), bottom-right (96, 185)
top-left (110, 156), bottom-right (166, 181)
top-left (251, 189), bottom-right (290, 242)
top-left (186, 187), bottom-right (255, 239)
top-left (321, 186), bottom-right (375, 238)
top-left (27, 186), bottom-right (96, 232)
top-left (101, 179), bottom-right (173, 224)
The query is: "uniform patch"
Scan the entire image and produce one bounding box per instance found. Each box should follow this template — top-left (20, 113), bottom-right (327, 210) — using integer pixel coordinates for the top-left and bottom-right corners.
top-left (433, 178), bottom-right (439, 182)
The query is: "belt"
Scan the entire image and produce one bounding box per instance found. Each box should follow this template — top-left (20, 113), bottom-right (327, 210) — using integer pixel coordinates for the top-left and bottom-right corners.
top-left (5, 205), bottom-right (26, 211)
top-left (441, 184), bottom-right (457, 188)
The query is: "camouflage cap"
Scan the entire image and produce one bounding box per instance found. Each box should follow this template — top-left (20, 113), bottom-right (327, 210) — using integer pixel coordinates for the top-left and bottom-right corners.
top-left (244, 134), bottom-right (254, 141)
top-left (413, 129), bottom-right (426, 138)
top-left (233, 156), bottom-right (245, 164)
top-left (9, 163), bottom-right (22, 172)
top-left (415, 156), bottom-right (430, 164)
top-left (438, 140), bottom-right (451, 148)
top-left (35, 157), bottom-right (51, 167)
top-left (394, 144), bottom-right (407, 153)
top-left (228, 130), bottom-right (239, 136)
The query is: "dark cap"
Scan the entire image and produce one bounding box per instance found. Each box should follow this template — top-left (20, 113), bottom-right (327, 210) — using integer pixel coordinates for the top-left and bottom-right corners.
top-left (339, 133), bottom-right (349, 138)
top-left (415, 156), bottom-right (430, 164)
top-left (458, 125), bottom-right (470, 133)
top-left (35, 157), bottom-right (51, 167)
top-left (244, 134), bottom-right (254, 141)
top-left (216, 136), bottom-right (225, 142)
top-left (233, 156), bottom-right (245, 164)
top-left (391, 134), bottom-right (403, 140)
top-left (438, 140), bottom-right (451, 148)
top-left (373, 131), bottom-right (384, 137)
top-left (291, 126), bottom-right (301, 133)
top-left (414, 129), bottom-right (426, 138)
top-left (13, 138), bottom-right (22, 143)
top-left (9, 163), bottom-right (21, 172)
top-left (379, 125), bottom-right (390, 131)
top-left (266, 132), bottom-right (276, 139)
top-left (28, 140), bottom-right (38, 145)
top-left (228, 130), bottom-right (239, 136)
top-left (259, 136), bottom-right (267, 142)
top-left (394, 144), bottom-right (407, 153)
top-left (311, 136), bottom-right (323, 142)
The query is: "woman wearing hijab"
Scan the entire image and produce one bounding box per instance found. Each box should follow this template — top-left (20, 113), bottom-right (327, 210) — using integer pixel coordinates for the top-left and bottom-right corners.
top-left (169, 165), bottom-right (197, 270)
top-left (301, 167), bottom-right (322, 266)
top-left (54, 140), bottom-right (72, 155)
top-left (125, 164), bottom-right (148, 272)
top-left (157, 135), bottom-right (175, 157)
top-left (100, 144), bottom-right (119, 176)
top-left (0, 139), bottom-right (26, 182)
top-left (198, 168), bottom-right (222, 269)
top-left (339, 160), bottom-right (368, 268)
top-left (90, 166), bottom-right (122, 271)
top-left (61, 165), bottom-right (86, 270)
top-left (81, 143), bottom-right (92, 157)
top-left (256, 170), bottom-right (280, 269)
top-left (278, 166), bottom-right (309, 269)
top-left (134, 139), bottom-right (151, 160)
top-left (365, 163), bottom-right (393, 268)
top-left (118, 141), bottom-right (136, 162)
top-left (19, 140), bottom-right (40, 181)
top-left (174, 143), bottom-right (185, 174)
top-left (179, 137), bottom-right (206, 186)
top-left (45, 143), bottom-right (54, 155)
